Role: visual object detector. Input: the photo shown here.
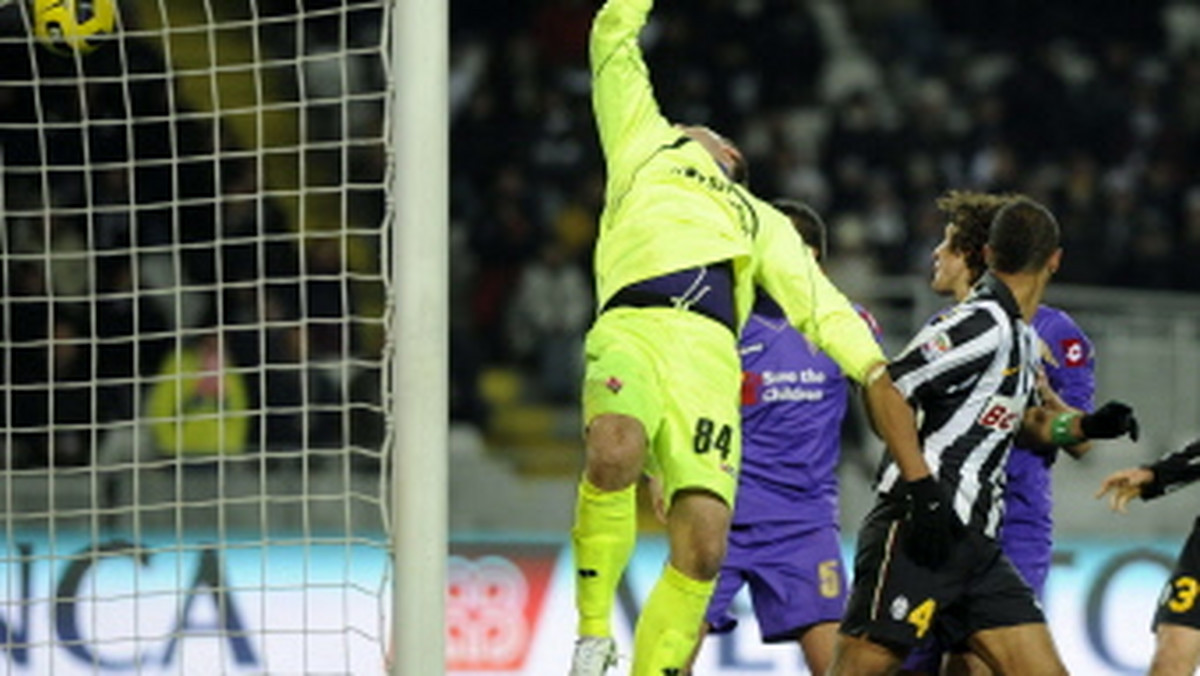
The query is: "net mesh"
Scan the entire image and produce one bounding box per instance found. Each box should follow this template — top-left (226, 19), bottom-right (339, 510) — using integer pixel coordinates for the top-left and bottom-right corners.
top-left (0, 0), bottom-right (392, 672)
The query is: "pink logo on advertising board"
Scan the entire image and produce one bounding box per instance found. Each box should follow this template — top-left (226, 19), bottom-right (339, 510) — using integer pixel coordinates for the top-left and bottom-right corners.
top-left (446, 545), bottom-right (557, 670)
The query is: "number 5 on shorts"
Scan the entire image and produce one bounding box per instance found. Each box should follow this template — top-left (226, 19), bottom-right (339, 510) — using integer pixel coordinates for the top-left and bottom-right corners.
top-left (818, 560), bottom-right (840, 598)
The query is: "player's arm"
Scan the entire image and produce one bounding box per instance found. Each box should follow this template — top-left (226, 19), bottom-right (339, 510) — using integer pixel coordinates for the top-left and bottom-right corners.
top-left (1043, 317), bottom-right (1098, 458)
top-left (590, 0), bottom-right (673, 169)
top-left (1142, 440), bottom-right (1200, 497)
top-left (861, 366), bottom-right (929, 482)
top-left (1017, 399), bottom-right (1137, 449)
top-left (1096, 439), bottom-right (1200, 512)
top-left (1016, 372), bottom-right (1093, 458)
top-left (753, 207), bottom-right (930, 479)
top-left (1044, 385), bottom-right (1092, 460)
top-left (753, 206), bottom-right (883, 385)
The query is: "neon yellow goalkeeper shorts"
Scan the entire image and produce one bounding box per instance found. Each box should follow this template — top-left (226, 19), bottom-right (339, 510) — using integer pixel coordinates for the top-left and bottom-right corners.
top-left (582, 306), bottom-right (742, 508)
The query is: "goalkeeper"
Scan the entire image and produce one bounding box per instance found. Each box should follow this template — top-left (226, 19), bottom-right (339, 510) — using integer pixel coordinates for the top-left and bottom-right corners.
top-left (569, 1), bottom-right (930, 674)
top-left (1097, 438), bottom-right (1200, 676)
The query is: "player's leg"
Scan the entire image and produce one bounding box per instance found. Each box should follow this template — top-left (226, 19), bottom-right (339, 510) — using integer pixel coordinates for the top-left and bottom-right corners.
top-left (965, 623), bottom-right (1066, 676)
top-left (829, 632), bottom-right (904, 675)
top-left (571, 316), bottom-right (662, 674)
top-left (942, 649), bottom-right (993, 675)
top-left (831, 502), bottom-right (930, 676)
top-left (957, 542), bottom-right (1065, 675)
top-left (898, 636), bottom-right (944, 675)
top-left (682, 554), bottom-right (746, 674)
top-left (569, 413), bottom-right (645, 675)
top-left (573, 413), bottom-right (646, 635)
top-left (947, 518), bottom-right (1047, 675)
top-left (632, 488), bottom-right (730, 675)
top-left (1149, 521), bottom-right (1200, 675)
top-left (664, 488), bottom-right (730, 579)
top-left (630, 311), bottom-right (741, 676)
top-left (798, 621), bottom-right (839, 675)
top-left (1149, 623), bottom-right (1200, 676)
top-left (681, 622), bottom-right (710, 676)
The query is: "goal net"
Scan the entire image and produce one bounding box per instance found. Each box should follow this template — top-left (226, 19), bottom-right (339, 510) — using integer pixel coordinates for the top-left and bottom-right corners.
top-left (0, 0), bottom-right (394, 672)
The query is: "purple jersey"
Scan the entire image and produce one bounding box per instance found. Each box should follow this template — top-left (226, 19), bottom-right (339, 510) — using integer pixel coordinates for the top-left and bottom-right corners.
top-left (734, 295), bottom-right (880, 527)
top-left (1000, 305), bottom-right (1095, 596)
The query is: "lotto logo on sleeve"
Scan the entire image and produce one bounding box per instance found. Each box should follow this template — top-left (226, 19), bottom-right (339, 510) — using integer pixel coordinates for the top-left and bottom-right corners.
top-left (1061, 338), bottom-right (1086, 367)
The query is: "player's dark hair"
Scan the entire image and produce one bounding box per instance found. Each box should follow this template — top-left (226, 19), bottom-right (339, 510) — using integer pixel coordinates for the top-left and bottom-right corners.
top-left (935, 190), bottom-right (1017, 283)
top-left (988, 198), bottom-right (1061, 274)
top-left (772, 198), bottom-right (826, 262)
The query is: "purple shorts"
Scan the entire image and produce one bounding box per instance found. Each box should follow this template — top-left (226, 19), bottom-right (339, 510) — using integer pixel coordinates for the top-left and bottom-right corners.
top-left (705, 520), bottom-right (846, 643)
top-left (1002, 535), bottom-right (1051, 600)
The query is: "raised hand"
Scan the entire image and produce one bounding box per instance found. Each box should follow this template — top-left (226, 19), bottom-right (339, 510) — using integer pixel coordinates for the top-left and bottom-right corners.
top-left (1094, 467), bottom-right (1154, 513)
top-left (1081, 401), bottom-right (1139, 442)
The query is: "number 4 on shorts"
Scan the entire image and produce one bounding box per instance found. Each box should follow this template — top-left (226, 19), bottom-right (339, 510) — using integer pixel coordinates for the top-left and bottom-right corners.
top-left (908, 598), bottom-right (937, 639)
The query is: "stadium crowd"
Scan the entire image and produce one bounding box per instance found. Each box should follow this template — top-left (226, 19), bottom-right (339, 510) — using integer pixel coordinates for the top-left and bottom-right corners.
top-left (6, 0), bottom-right (1200, 458)
top-left (0, 1), bottom-right (386, 468)
top-left (447, 0), bottom-right (1200, 411)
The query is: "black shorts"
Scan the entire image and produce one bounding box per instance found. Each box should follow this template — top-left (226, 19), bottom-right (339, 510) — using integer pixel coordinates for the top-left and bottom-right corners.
top-left (840, 498), bottom-right (1045, 654)
top-left (1154, 516), bottom-right (1200, 631)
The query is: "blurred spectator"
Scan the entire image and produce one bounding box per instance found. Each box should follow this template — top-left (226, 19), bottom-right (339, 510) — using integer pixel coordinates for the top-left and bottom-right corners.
top-left (94, 259), bottom-right (172, 422)
top-left (262, 325), bottom-right (344, 453)
top-left (1178, 188), bottom-right (1200, 290)
top-left (305, 237), bottom-right (352, 358)
top-left (218, 159), bottom-right (292, 288)
top-left (468, 164), bottom-right (544, 359)
top-left (450, 222), bottom-right (488, 427)
top-left (505, 241), bottom-right (592, 403)
top-left (9, 314), bottom-right (93, 468)
top-left (147, 331), bottom-right (250, 458)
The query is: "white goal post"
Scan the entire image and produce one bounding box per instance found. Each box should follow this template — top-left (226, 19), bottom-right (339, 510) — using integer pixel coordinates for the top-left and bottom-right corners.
top-left (0, 0), bottom-right (445, 673)
top-left (393, 0), bottom-right (447, 675)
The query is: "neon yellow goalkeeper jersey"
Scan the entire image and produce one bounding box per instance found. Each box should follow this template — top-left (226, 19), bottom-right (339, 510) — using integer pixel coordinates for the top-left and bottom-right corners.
top-left (590, 0), bottom-right (884, 384)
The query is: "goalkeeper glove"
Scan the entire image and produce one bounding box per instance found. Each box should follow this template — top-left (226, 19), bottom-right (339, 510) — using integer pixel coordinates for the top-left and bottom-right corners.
top-left (1080, 401), bottom-right (1139, 442)
top-left (904, 476), bottom-right (963, 569)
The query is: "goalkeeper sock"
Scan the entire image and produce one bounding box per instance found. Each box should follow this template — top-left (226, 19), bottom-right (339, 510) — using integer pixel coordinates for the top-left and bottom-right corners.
top-left (572, 477), bottom-right (637, 637)
top-left (631, 563), bottom-right (714, 676)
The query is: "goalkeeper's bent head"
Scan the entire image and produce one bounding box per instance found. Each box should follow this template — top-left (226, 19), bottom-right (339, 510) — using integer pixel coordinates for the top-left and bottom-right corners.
top-left (677, 124), bottom-right (748, 185)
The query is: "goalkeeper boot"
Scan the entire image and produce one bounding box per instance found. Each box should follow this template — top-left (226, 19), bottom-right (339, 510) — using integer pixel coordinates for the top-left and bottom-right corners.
top-left (569, 635), bottom-right (617, 676)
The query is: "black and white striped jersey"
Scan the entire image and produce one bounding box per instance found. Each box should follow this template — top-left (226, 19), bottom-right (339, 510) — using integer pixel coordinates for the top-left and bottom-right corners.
top-left (1142, 439), bottom-right (1200, 500)
top-left (876, 274), bottom-right (1040, 538)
